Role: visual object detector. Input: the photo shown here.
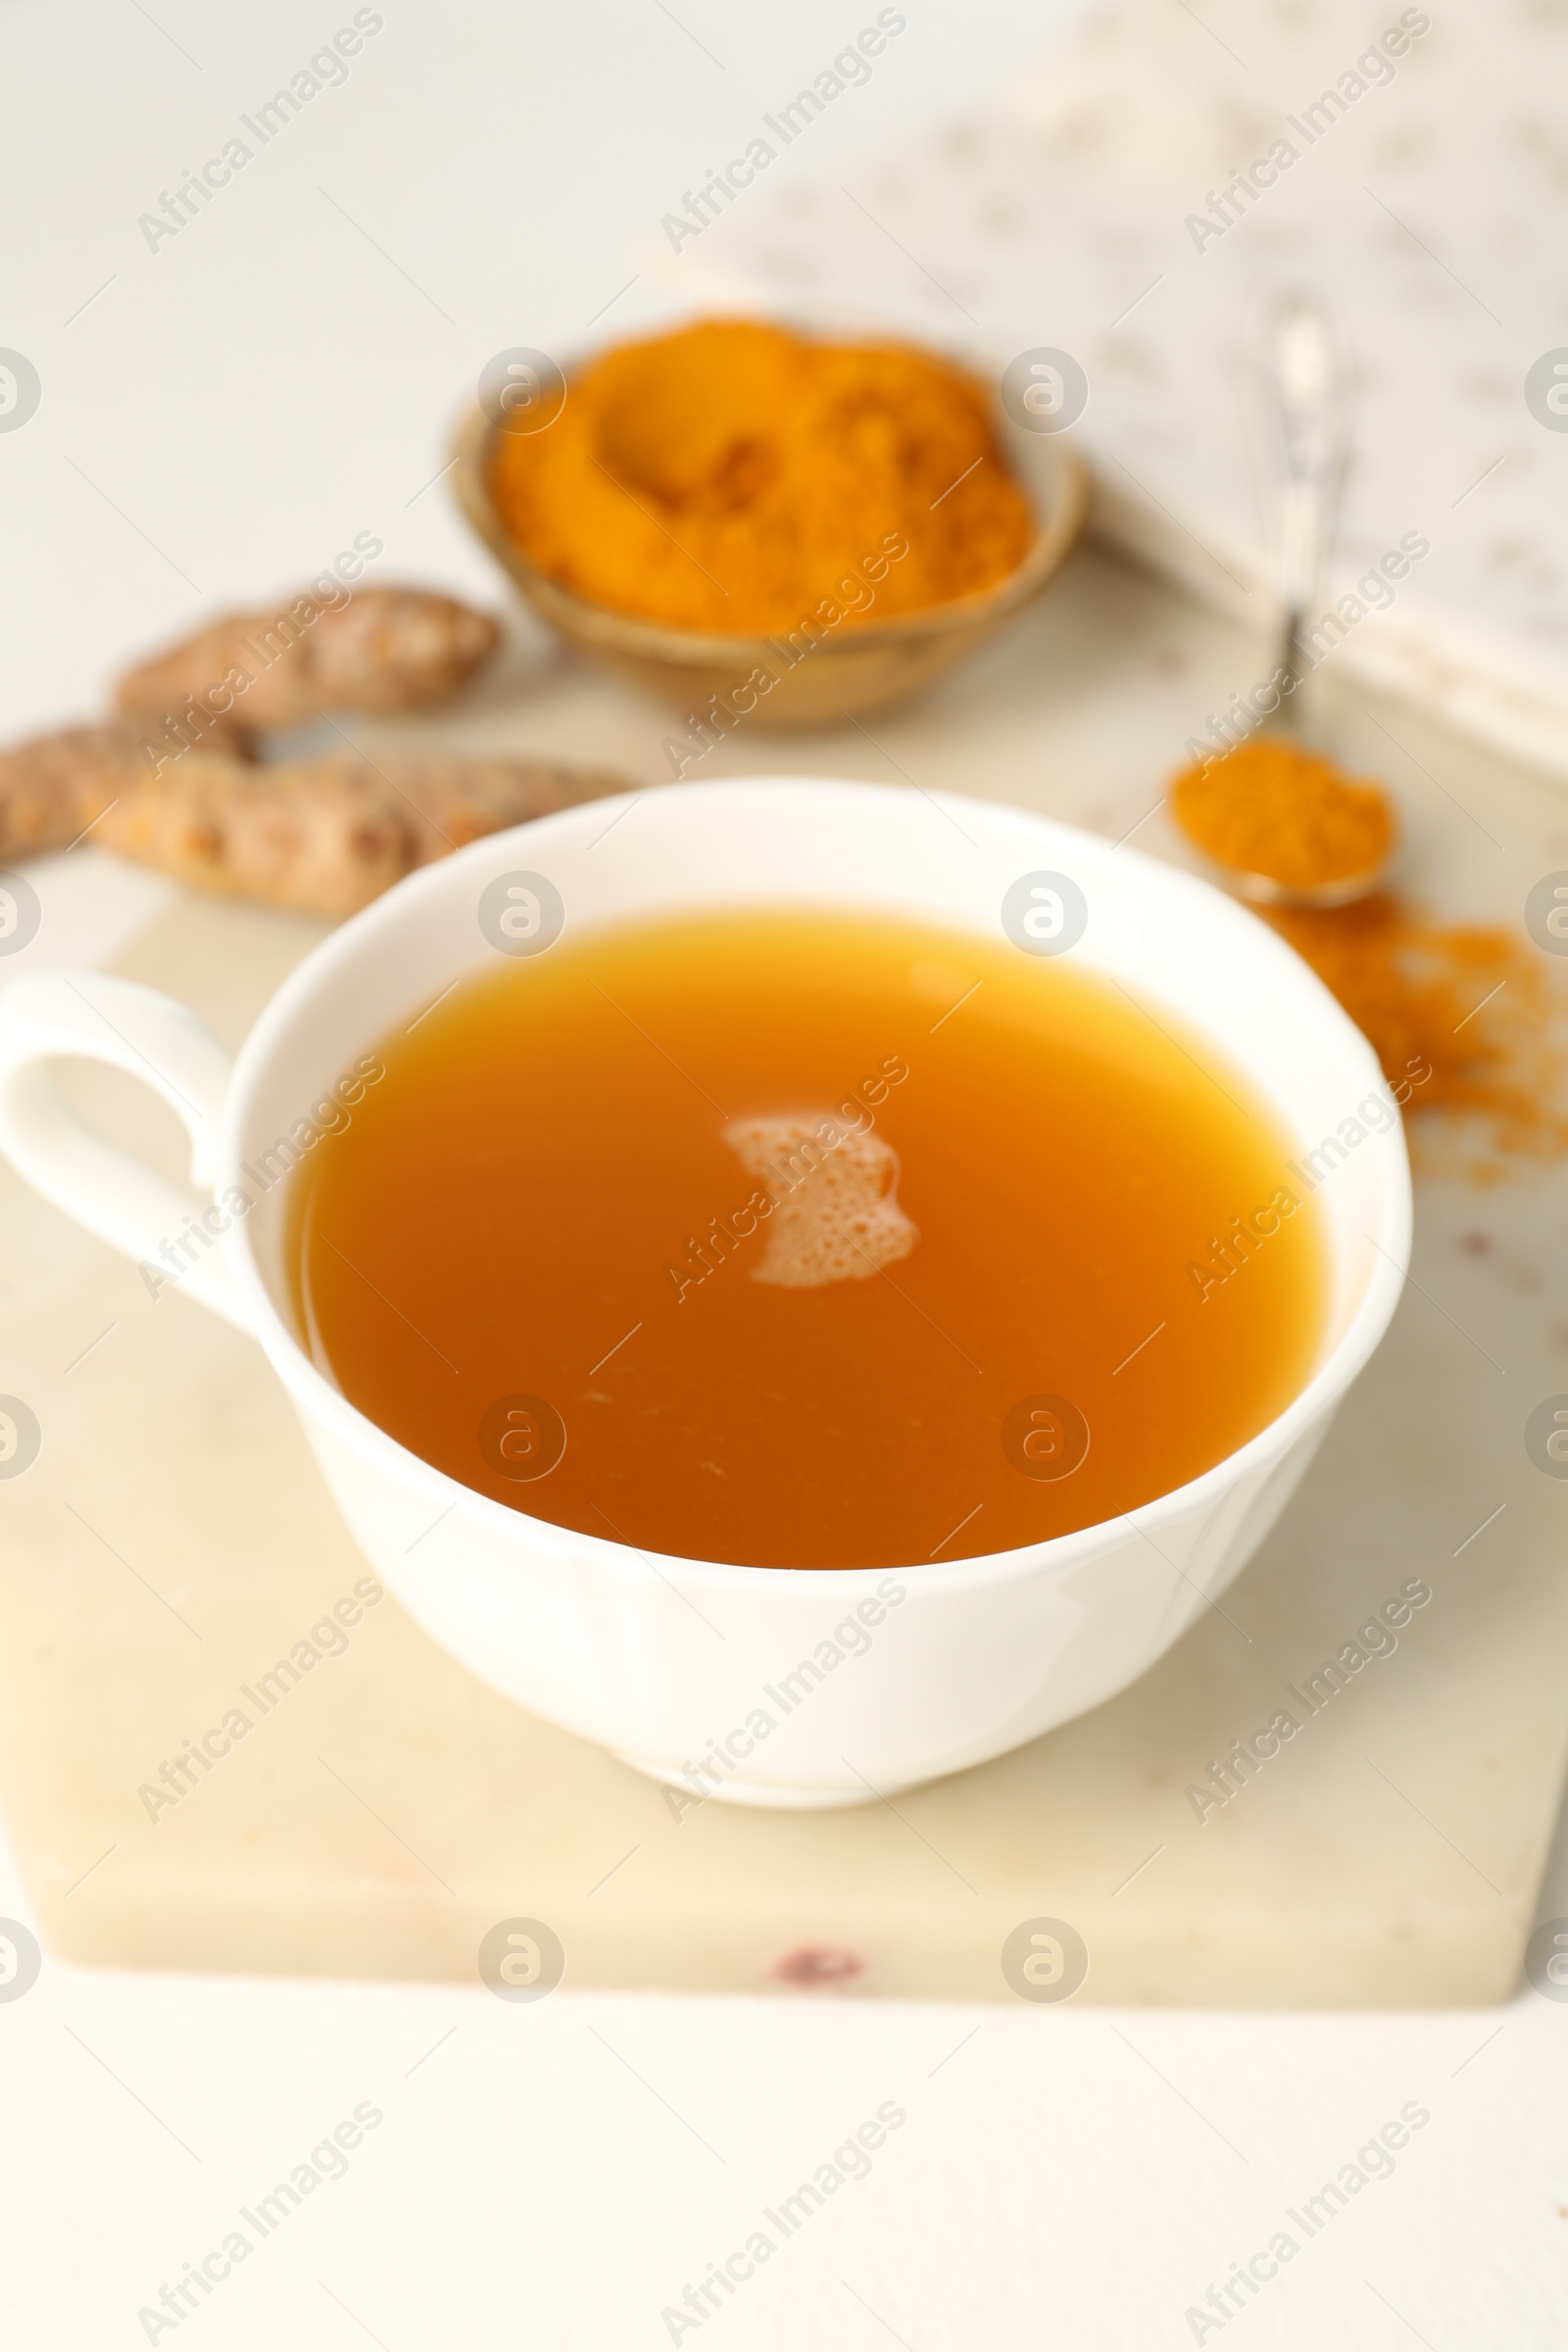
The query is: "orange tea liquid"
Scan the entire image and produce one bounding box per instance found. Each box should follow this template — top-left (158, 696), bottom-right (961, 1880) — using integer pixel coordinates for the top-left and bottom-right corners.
top-left (291, 908), bottom-right (1326, 1568)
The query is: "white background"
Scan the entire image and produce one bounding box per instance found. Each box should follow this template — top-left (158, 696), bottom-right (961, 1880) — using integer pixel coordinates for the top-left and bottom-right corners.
top-left (2, 4), bottom-right (1567, 2347)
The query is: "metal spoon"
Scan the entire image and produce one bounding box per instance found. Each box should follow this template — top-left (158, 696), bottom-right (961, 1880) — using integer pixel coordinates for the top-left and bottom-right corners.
top-left (1213, 292), bottom-right (1392, 911)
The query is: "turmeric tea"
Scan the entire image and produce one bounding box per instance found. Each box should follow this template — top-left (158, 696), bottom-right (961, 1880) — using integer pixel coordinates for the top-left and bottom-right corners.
top-left (487, 318), bottom-right (1035, 632)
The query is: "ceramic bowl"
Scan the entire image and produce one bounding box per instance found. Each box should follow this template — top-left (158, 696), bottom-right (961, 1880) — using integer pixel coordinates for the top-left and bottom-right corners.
top-left (448, 325), bottom-right (1089, 727)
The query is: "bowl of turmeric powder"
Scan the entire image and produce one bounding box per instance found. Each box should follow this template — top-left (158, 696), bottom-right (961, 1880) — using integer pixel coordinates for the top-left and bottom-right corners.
top-left (450, 317), bottom-right (1089, 729)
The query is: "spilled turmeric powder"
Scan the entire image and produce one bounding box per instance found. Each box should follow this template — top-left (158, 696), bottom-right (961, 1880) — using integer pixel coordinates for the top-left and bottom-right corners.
top-left (487, 318), bottom-right (1035, 632)
top-left (1265, 895), bottom-right (1568, 1178)
top-left (1164, 736), bottom-right (1568, 1177)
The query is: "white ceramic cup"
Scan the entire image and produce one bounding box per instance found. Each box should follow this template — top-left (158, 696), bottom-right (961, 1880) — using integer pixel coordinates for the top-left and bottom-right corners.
top-left (0, 779), bottom-right (1410, 1806)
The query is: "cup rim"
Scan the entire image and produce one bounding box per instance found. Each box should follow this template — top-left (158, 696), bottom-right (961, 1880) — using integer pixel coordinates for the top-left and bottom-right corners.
top-left (220, 777), bottom-right (1412, 1594)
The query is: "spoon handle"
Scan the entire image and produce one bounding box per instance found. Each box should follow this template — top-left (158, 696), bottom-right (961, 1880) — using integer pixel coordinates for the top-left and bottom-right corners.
top-left (1270, 293), bottom-right (1338, 728)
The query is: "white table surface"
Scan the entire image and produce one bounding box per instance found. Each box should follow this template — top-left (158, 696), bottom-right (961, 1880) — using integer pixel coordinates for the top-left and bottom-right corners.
top-left (3, 5), bottom-right (1567, 2346)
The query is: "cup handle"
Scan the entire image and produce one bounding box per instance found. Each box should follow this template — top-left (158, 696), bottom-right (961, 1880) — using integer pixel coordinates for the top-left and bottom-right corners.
top-left (0, 969), bottom-right (253, 1331)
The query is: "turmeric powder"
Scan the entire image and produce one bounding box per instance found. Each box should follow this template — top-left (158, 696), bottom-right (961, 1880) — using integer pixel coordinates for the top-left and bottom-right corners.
top-left (1265, 895), bottom-right (1568, 1177)
top-left (487, 318), bottom-right (1035, 632)
top-left (1170, 737), bottom-right (1396, 892)
top-left (1161, 738), bottom-right (1568, 1176)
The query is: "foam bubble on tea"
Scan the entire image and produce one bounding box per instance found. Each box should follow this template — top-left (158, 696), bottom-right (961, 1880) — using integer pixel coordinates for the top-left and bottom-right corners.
top-left (725, 1112), bottom-right (917, 1289)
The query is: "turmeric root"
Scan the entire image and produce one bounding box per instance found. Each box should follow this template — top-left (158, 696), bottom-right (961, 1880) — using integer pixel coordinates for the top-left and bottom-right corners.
top-left (0, 716), bottom-right (248, 861)
top-left (116, 584), bottom-right (502, 738)
top-left (0, 719), bottom-right (626, 916)
top-left (94, 750), bottom-right (625, 919)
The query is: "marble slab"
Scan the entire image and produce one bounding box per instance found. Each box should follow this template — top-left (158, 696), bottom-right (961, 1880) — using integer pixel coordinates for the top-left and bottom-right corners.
top-left (1, 545), bottom-right (1564, 2004)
